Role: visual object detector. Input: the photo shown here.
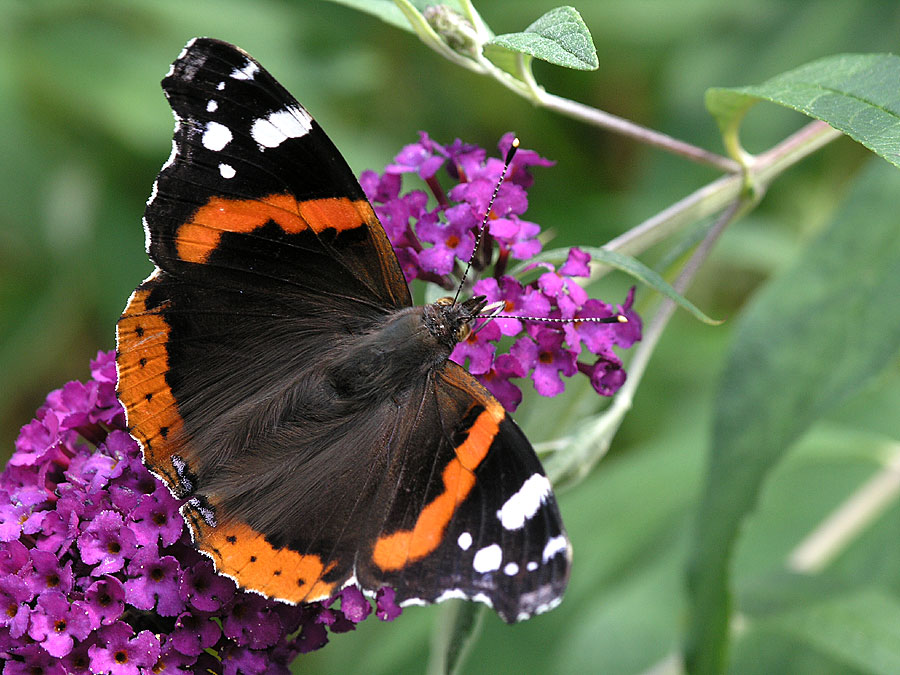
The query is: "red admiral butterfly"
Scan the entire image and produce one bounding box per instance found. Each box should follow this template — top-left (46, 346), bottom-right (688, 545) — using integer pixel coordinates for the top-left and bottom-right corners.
top-left (116, 37), bottom-right (570, 623)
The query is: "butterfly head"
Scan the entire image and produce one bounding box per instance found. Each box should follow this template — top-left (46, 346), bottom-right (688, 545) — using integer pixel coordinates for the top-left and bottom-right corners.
top-left (424, 295), bottom-right (490, 350)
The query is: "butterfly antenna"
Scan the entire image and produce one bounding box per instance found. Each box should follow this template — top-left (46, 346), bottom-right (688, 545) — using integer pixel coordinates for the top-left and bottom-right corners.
top-left (474, 310), bottom-right (628, 335)
top-left (453, 138), bottom-right (520, 304)
top-left (512, 314), bottom-right (628, 326)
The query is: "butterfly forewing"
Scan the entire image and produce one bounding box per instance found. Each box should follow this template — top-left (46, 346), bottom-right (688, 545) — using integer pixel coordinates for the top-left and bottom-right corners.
top-left (147, 37), bottom-right (409, 309)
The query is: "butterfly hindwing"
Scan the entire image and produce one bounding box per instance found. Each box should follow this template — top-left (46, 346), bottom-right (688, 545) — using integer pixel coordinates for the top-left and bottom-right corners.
top-left (358, 362), bottom-right (571, 622)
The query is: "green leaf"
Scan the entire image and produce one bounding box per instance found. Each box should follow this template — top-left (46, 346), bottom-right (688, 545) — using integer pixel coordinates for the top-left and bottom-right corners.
top-left (480, 42), bottom-right (526, 80)
top-left (514, 246), bottom-right (722, 325)
top-left (321, 1), bottom-right (483, 44)
top-left (685, 159), bottom-right (900, 674)
top-left (322, 0), bottom-right (411, 31)
top-left (767, 590), bottom-right (900, 675)
top-left (488, 6), bottom-right (598, 71)
top-left (706, 53), bottom-right (900, 168)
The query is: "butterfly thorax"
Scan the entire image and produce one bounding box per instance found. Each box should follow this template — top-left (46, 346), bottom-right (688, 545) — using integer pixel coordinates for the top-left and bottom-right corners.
top-left (422, 295), bottom-right (488, 349)
top-left (327, 296), bottom-right (487, 402)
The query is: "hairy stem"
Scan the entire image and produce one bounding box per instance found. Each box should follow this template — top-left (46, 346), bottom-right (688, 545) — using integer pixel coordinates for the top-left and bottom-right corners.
top-left (538, 91), bottom-right (740, 172)
top-left (599, 120), bottom-right (842, 265)
top-left (474, 56), bottom-right (739, 172)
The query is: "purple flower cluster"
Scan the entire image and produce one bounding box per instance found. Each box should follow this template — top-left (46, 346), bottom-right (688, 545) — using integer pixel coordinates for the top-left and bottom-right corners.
top-left (0, 351), bottom-right (400, 674)
top-left (361, 133), bottom-right (643, 411)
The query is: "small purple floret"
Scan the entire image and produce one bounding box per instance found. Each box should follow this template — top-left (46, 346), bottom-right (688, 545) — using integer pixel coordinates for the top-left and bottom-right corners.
top-left (87, 623), bottom-right (160, 675)
top-left (124, 548), bottom-right (184, 616)
top-left (27, 589), bottom-right (93, 657)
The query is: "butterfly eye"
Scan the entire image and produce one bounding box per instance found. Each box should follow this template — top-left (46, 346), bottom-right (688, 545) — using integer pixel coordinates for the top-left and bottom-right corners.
top-left (435, 297), bottom-right (454, 307)
top-left (455, 323), bottom-right (472, 342)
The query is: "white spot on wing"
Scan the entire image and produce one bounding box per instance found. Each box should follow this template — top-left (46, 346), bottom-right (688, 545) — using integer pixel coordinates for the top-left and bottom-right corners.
top-left (218, 163), bottom-right (236, 179)
top-left (202, 121), bottom-right (232, 151)
top-left (542, 535), bottom-right (568, 563)
top-left (141, 216), bottom-right (152, 254)
top-left (179, 38), bottom-right (197, 59)
top-left (457, 532), bottom-right (472, 551)
top-left (147, 117), bottom-right (180, 211)
top-left (535, 597), bottom-right (563, 615)
top-left (250, 106), bottom-right (313, 148)
top-left (340, 574), bottom-right (360, 591)
top-left (206, 100), bottom-right (218, 113)
top-left (432, 589), bottom-right (494, 611)
top-left (160, 136), bottom-right (178, 172)
top-left (497, 473), bottom-right (552, 530)
top-left (527, 561), bottom-right (538, 572)
top-left (435, 589), bottom-right (467, 603)
top-left (473, 544), bottom-right (502, 573)
top-left (230, 60), bottom-right (259, 80)
top-left (515, 596), bottom-right (563, 622)
top-left (217, 81), bottom-right (225, 91)
top-left (166, 39), bottom-right (196, 78)
top-left (504, 562), bottom-right (519, 576)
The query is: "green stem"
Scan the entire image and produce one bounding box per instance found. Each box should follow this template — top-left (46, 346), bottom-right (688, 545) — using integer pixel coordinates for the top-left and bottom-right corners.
top-left (472, 58), bottom-right (739, 172)
top-left (456, 0), bottom-right (492, 39)
top-left (393, 0), bottom-right (485, 73)
top-left (537, 90), bottom-right (740, 172)
top-left (598, 121), bottom-right (841, 265)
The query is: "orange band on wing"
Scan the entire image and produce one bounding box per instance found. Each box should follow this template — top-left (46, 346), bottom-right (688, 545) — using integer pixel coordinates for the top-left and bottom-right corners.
top-left (192, 516), bottom-right (337, 603)
top-left (175, 194), bottom-right (375, 263)
top-left (372, 401), bottom-right (504, 572)
top-left (297, 197), bottom-right (374, 234)
top-left (116, 288), bottom-right (184, 474)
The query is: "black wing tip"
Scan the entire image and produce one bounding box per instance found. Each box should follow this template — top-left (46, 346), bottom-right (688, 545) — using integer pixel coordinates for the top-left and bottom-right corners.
top-left (176, 37), bottom-right (247, 60)
top-left (163, 37), bottom-right (259, 89)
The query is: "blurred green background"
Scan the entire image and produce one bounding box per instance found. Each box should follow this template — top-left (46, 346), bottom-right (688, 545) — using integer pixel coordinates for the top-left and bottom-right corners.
top-left (2, 1), bottom-right (899, 673)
